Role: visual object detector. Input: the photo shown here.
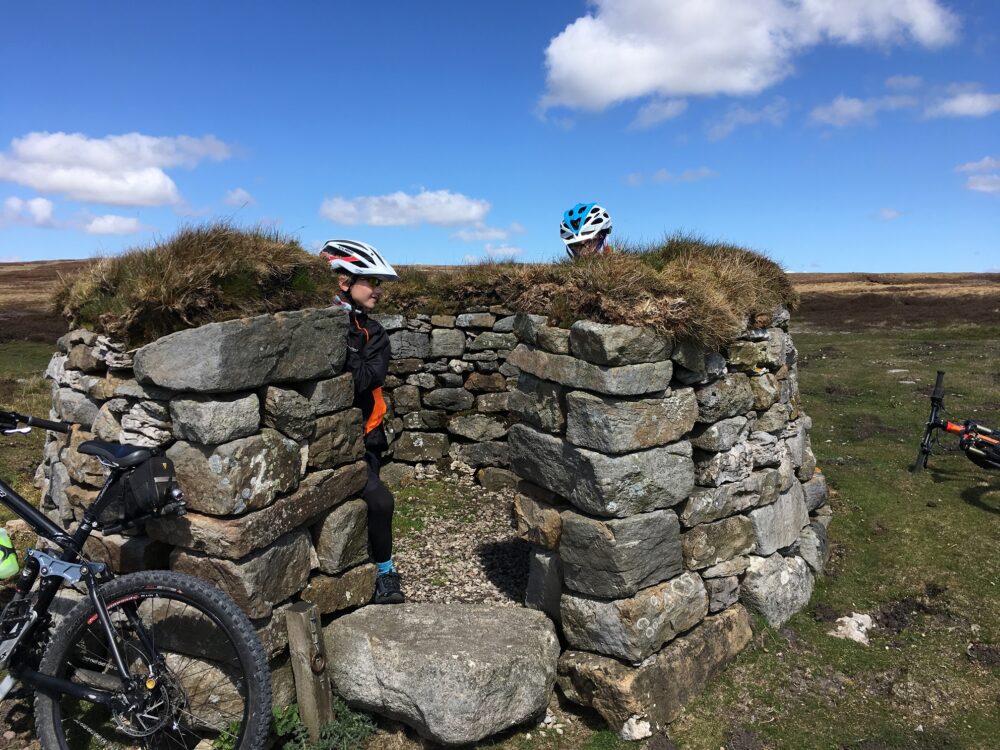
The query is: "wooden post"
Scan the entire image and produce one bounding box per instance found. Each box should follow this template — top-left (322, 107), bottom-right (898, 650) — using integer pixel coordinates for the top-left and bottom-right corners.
top-left (285, 601), bottom-right (336, 741)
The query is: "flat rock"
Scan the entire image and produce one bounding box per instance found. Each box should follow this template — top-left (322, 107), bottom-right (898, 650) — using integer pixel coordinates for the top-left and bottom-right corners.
top-left (301, 563), bottom-right (377, 614)
top-left (312, 498), bottom-right (369, 574)
top-left (680, 468), bottom-right (780, 527)
top-left (740, 553), bottom-right (814, 627)
top-left (561, 571), bottom-right (708, 663)
top-left (693, 373), bottom-right (753, 423)
top-left (509, 424), bottom-right (694, 518)
top-left (525, 549), bottom-right (563, 622)
top-left (133, 308), bottom-right (348, 392)
top-left (170, 392), bottom-right (259, 445)
top-left (449, 441), bottom-right (508, 468)
top-left (560, 509), bottom-right (682, 598)
top-left (423, 388), bottom-right (474, 411)
top-left (747, 480), bottom-right (808, 556)
top-left (309, 409), bottom-right (364, 469)
top-left (681, 515), bottom-right (756, 570)
top-left (393, 432), bottom-right (450, 462)
top-left (565, 389), bottom-right (697, 454)
top-left (509, 374), bottom-right (565, 433)
top-left (447, 414), bottom-right (508, 441)
top-left (296, 373), bottom-right (354, 415)
top-left (262, 386), bottom-right (316, 442)
top-left (802, 472), bottom-right (829, 511)
top-left (569, 321), bottom-right (673, 366)
top-left (389, 331), bottom-right (431, 359)
top-left (508, 345), bottom-right (672, 396)
top-left (557, 606), bottom-right (753, 737)
top-left (325, 604), bottom-right (559, 746)
top-left (688, 416), bottom-right (749, 452)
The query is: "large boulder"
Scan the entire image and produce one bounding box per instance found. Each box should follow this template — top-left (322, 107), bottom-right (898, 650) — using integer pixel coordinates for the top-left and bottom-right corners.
top-left (740, 553), bottom-right (814, 627)
top-left (325, 604), bottom-right (560, 746)
top-left (569, 321), bottom-right (673, 366)
top-left (133, 308), bottom-right (348, 392)
top-left (509, 424), bottom-right (694, 517)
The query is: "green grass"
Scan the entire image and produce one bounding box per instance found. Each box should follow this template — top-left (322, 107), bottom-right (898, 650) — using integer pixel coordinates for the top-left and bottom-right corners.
top-left (0, 340), bottom-right (54, 524)
top-left (669, 324), bottom-right (1000, 749)
top-left (391, 479), bottom-right (484, 538)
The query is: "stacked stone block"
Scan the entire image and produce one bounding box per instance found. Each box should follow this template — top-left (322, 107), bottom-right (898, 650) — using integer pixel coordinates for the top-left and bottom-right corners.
top-left (371, 307), bottom-right (521, 489)
top-left (508, 310), bottom-right (832, 740)
top-left (34, 308), bottom-right (378, 709)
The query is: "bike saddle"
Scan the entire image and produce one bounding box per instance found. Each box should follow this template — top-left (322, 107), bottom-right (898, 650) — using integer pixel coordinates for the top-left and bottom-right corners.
top-left (77, 440), bottom-right (152, 468)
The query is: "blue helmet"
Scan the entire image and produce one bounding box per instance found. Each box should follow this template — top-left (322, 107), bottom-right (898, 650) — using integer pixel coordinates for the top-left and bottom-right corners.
top-left (560, 203), bottom-right (612, 251)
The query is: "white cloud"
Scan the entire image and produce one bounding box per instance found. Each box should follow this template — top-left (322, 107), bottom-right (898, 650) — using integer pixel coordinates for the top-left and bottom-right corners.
top-left (966, 174), bottom-right (1000, 194)
top-left (83, 214), bottom-right (151, 235)
top-left (224, 187), bottom-right (255, 206)
top-left (926, 89), bottom-right (1000, 117)
top-left (878, 207), bottom-right (902, 220)
top-left (464, 243), bottom-right (523, 264)
top-left (955, 156), bottom-right (1000, 172)
top-left (452, 222), bottom-right (526, 242)
top-left (320, 189), bottom-right (490, 226)
top-left (540, 0), bottom-right (959, 112)
top-left (810, 94), bottom-right (917, 126)
top-left (626, 167), bottom-right (717, 186)
top-left (629, 98), bottom-right (688, 130)
top-left (707, 98), bottom-right (788, 140)
top-left (0, 131), bottom-right (231, 207)
top-left (2, 196), bottom-right (55, 227)
top-left (885, 75), bottom-right (923, 90)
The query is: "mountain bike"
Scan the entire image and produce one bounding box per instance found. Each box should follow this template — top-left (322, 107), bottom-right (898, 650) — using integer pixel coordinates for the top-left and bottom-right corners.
top-left (913, 371), bottom-right (1000, 472)
top-left (0, 410), bottom-right (271, 749)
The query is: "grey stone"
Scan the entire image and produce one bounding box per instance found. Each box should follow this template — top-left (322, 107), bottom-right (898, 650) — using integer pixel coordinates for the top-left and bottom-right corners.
top-left (705, 576), bottom-right (739, 613)
top-left (469, 331), bottom-right (518, 351)
top-left (797, 445), bottom-right (817, 482)
top-left (536, 327), bottom-right (571, 355)
top-left (167, 429), bottom-right (300, 516)
top-left (755, 402), bottom-right (792, 434)
top-left (794, 522), bottom-right (829, 575)
top-left (747, 430), bottom-right (784, 468)
top-left (557, 607), bottom-right (753, 736)
top-left (308, 409), bottom-right (364, 469)
top-left (561, 571), bottom-right (707, 663)
top-left (740, 553), bottom-right (814, 627)
top-left (148, 462), bottom-right (366, 559)
top-left (565, 389), bottom-right (697, 454)
top-left (62, 429), bottom-right (107, 486)
top-left (802, 472), bottom-right (829, 511)
top-left (372, 314), bottom-right (406, 331)
top-left (493, 315), bottom-right (517, 333)
top-left (301, 563), bottom-right (377, 614)
top-left (437, 373), bottom-right (464, 388)
top-left (513, 492), bottom-right (565, 549)
top-left (525, 549), bottom-right (563, 622)
top-left (91, 402), bottom-right (123, 442)
top-left (569, 321), bottom-right (673, 366)
top-left (509, 374), bottom-right (565, 433)
top-left (464, 372), bottom-right (507, 393)
top-left (689, 416), bottom-right (749, 452)
top-left (419, 410), bottom-right (448, 429)
top-left (66, 343), bottom-right (105, 372)
top-left (170, 393), bottom-right (259, 445)
top-left (508, 345), bottom-right (673, 397)
top-left (748, 481), bottom-right (809, 556)
top-left (113, 378), bottom-right (175, 401)
top-left (447, 358), bottom-right (474, 374)
top-left (694, 373), bottom-right (753, 422)
top-left (296, 373), bottom-right (354, 415)
top-left (509, 424), bottom-right (693, 518)
top-left (701, 556), bottom-right (751, 578)
top-left (671, 340), bottom-right (707, 381)
top-left (560, 510), bottom-right (682, 598)
top-left (57, 329), bottom-right (98, 351)
top-left (423, 388), bottom-right (474, 411)
top-left (430, 314), bottom-right (456, 328)
top-left (171, 529), bottom-right (313, 618)
top-left (83, 533), bottom-right (170, 574)
top-left (53, 387), bottom-right (100, 429)
top-left (512, 313), bottom-right (549, 344)
top-left (726, 330), bottom-right (786, 371)
top-left (389, 331), bottom-right (431, 359)
top-left (430, 328), bottom-right (466, 358)
top-left (476, 392), bottom-right (509, 413)
top-left (680, 468), bottom-right (780, 527)
top-left (456, 312), bottom-right (497, 329)
top-left (405, 373), bottom-right (436, 389)
top-left (389, 359), bottom-right (424, 375)
top-left (694, 442), bottom-right (754, 487)
top-left (263, 386), bottom-right (316, 441)
top-left (749, 373), bottom-right (780, 411)
top-left (449, 441), bottom-right (508, 468)
top-left (312, 499), bottom-right (369, 575)
top-left (325, 604), bottom-right (559, 746)
top-left (393, 432), bottom-right (450, 462)
top-left (681, 515), bottom-right (756, 570)
top-left (133, 308), bottom-right (348, 392)
top-left (391, 384), bottom-right (422, 413)
top-left (476, 467), bottom-right (518, 490)
top-left (447, 414), bottom-right (508, 441)
top-left (120, 400), bottom-right (173, 448)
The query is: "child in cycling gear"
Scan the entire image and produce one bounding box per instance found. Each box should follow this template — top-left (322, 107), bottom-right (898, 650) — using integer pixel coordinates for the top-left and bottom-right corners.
top-left (321, 239), bottom-right (405, 605)
top-left (561, 203), bottom-right (613, 258)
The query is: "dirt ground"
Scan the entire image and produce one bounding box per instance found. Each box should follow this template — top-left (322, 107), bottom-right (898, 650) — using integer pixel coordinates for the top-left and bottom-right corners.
top-left (0, 260), bottom-right (90, 342)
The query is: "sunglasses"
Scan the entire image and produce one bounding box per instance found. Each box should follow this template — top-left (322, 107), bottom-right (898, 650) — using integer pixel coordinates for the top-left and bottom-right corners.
top-left (355, 277), bottom-right (383, 288)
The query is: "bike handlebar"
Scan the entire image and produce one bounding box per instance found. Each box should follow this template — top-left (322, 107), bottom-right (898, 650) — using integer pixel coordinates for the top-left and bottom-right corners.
top-left (931, 370), bottom-right (945, 404)
top-left (1, 411), bottom-right (73, 434)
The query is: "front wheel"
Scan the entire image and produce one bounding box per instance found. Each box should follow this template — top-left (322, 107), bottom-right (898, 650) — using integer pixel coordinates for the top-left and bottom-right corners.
top-left (34, 570), bottom-right (271, 750)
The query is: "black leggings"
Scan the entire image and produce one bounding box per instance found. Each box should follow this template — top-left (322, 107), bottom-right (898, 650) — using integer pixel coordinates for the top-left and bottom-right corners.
top-left (363, 451), bottom-right (394, 564)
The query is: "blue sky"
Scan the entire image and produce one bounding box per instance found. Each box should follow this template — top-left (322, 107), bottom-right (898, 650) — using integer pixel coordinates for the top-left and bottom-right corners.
top-left (1, 1), bottom-right (997, 272)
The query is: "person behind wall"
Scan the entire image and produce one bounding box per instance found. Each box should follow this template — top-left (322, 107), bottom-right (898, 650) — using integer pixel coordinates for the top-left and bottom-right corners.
top-left (320, 239), bottom-right (405, 605)
top-left (560, 202), bottom-right (613, 258)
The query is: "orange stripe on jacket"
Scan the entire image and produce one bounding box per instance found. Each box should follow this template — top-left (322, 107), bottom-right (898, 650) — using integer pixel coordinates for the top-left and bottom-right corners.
top-left (355, 319), bottom-right (387, 435)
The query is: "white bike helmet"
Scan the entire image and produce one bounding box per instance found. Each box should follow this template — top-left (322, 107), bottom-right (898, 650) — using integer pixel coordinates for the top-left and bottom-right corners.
top-left (560, 203), bottom-right (612, 253)
top-left (320, 239), bottom-right (399, 280)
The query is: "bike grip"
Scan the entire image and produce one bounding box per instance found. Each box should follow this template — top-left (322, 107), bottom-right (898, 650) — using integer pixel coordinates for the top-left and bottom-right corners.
top-left (932, 370), bottom-right (945, 397)
top-left (25, 415), bottom-right (72, 433)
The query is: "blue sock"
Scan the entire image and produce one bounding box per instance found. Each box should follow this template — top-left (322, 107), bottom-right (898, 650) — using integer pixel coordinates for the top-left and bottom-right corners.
top-left (376, 559), bottom-right (395, 576)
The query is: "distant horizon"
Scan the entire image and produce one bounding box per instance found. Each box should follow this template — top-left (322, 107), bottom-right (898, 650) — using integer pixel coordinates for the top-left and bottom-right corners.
top-left (1, 2), bottom-right (997, 273)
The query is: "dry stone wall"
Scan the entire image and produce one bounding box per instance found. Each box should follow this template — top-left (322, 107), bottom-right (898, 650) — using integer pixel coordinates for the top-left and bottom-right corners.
top-left (508, 309), bottom-right (832, 740)
top-left (33, 299), bottom-right (832, 743)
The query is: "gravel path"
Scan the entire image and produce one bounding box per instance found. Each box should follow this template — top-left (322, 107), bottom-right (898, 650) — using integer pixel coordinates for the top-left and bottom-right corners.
top-left (391, 464), bottom-right (530, 607)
